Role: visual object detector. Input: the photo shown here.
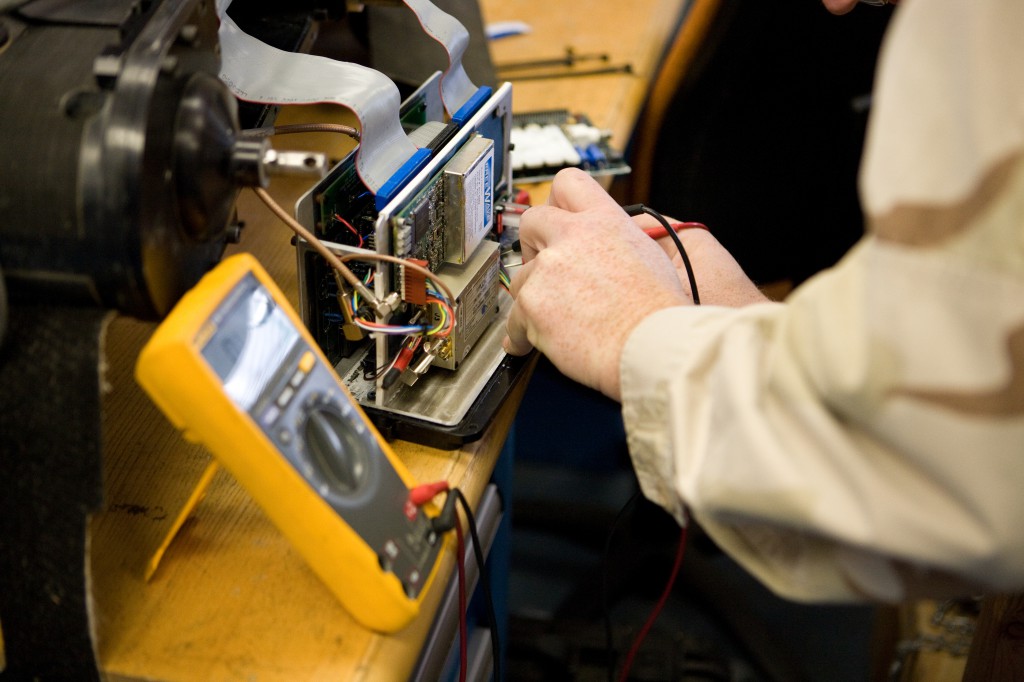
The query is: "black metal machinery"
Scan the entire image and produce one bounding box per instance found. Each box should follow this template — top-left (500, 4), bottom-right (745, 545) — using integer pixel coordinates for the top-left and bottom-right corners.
top-left (0, 1), bottom-right (287, 676)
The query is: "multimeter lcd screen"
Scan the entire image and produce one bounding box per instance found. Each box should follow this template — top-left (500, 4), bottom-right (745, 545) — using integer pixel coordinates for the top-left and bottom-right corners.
top-left (202, 275), bottom-right (300, 411)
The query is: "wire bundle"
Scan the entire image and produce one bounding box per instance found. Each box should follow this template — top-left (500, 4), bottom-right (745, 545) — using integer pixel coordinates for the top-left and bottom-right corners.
top-left (410, 482), bottom-right (503, 682)
top-left (605, 203), bottom-right (699, 681)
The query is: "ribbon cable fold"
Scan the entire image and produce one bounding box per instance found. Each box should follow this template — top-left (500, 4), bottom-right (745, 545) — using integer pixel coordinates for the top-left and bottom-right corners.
top-left (401, 0), bottom-right (478, 116)
top-left (216, 0), bottom-right (480, 194)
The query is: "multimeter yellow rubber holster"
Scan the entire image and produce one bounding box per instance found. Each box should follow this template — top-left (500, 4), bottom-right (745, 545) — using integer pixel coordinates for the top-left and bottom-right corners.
top-left (135, 252), bottom-right (445, 633)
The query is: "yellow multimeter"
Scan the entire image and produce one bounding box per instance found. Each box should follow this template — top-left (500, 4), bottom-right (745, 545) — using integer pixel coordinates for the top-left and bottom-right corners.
top-left (135, 253), bottom-right (445, 633)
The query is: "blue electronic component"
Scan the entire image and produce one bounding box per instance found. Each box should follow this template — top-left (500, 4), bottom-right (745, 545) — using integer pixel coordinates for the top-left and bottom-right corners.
top-left (375, 149), bottom-right (432, 211)
top-left (585, 143), bottom-right (607, 168)
top-left (374, 85), bottom-right (498, 211)
top-left (451, 86), bottom-right (493, 126)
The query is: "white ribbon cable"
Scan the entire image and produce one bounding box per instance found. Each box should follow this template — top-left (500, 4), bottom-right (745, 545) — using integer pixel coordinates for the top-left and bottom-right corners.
top-left (215, 0), bottom-right (418, 193)
top-left (402, 0), bottom-right (478, 116)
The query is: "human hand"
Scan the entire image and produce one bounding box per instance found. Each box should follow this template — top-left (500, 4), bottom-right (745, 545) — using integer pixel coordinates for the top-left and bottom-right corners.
top-left (822, 0), bottom-right (859, 14)
top-left (626, 212), bottom-right (768, 306)
top-left (821, 0), bottom-right (897, 15)
top-left (502, 169), bottom-right (690, 400)
top-left (656, 227), bottom-right (770, 308)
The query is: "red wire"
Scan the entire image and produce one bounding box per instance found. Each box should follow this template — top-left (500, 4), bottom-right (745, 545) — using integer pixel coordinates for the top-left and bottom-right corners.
top-left (391, 342), bottom-right (418, 373)
top-left (456, 522), bottom-right (468, 682)
top-left (409, 480), bottom-right (467, 680)
top-left (425, 296), bottom-right (455, 337)
top-left (334, 212), bottom-right (364, 247)
top-left (409, 480), bottom-right (449, 506)
top-left (617, 524), bottom-right (689, 682)
top-left (642, 221), bottom-right (709, 239)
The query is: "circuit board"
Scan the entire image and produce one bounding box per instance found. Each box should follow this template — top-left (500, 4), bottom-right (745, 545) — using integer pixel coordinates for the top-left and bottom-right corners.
top-left (510, 109), bottom-right (630, 183)
top-left (293, 83), bottom-right (522, 447)
top-left (391, 172), bottom-right (447, 270)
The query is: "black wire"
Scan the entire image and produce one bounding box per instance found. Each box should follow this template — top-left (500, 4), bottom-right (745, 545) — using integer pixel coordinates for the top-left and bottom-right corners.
top-left (622, 203), bottom-right (701, 305)
top-left (565, 205), bottom-right (701, 678)
top-left (602, 488), bottom-right (643, 682)
top-left (454, 489), bottom-right (502, 682)
top-left (601, 206), bottom-right (701, 679)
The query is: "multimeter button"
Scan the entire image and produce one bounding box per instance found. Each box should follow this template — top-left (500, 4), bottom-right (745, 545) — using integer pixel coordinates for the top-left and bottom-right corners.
top-left (289, 368), bottom-right (306, 388)
top-left (404, 569), bottom-right (422, 596)
top-left (298, 350), bottom-right (316, 373)
top-left (403, 532), bottom-right (423, 552)
top-left (262, 405), bottom-right (281, 426)
top-left (276, 386), bottom-right (295, 407)
top-left (378, 540), bottom-right (400, 573)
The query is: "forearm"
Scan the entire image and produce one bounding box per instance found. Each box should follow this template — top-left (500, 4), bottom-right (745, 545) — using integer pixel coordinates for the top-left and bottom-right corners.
top-left (621, 236), bottom-right (1024, 601)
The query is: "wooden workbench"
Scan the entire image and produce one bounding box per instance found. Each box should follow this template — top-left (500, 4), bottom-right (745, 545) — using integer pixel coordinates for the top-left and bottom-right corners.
top-left (484, 0), bottom-right (683, 149)
top-left (88, 1), bottom-right (687, 679)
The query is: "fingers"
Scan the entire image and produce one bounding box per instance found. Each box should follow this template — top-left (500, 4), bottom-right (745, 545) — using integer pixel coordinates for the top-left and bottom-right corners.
top-left (517, 205), bottom-right (561, 263)
top-left (547, 168), bottom-right (622, 213)
top-left (504, 259), bottom-right (536, 356)
top-left (520, 169), bottom-right (631, 263)
top-left (821, 0), bottom-right (857, 14)
top-left (506, 258), bottom-right (534, 300)
top-left (502, 295), bottom-right (535, 356)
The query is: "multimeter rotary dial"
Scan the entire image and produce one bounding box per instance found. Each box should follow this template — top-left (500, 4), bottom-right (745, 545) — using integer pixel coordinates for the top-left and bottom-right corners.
top-left (302, 398), bottom-right (370, 494)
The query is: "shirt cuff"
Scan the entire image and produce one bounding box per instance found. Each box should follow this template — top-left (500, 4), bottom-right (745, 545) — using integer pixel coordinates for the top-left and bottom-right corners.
top-left (619, 303), bottom-right (783, 525)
